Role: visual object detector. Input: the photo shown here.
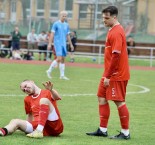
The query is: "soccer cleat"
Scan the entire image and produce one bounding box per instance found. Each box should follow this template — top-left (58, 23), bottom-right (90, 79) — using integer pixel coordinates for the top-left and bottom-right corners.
top-left (26, 130), bottom-right (43, 138)
top-left (86, 128), bottom-right (108, 137)
top-left (60, 76), bottom-right (70, 80)
top-left (46, 70), bottom-right (52, 79)
top-left (109, 131), bottom-right (130, 140)
top-left (0, 128), bottom-right (5, 136)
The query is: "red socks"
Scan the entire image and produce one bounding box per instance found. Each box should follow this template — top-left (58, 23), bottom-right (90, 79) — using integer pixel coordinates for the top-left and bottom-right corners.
top-left (99, 103), bottom-right (110, 128)
top-left (118, 104), bottom-right (129, 129)
top-left (38, 104), bottom-right (49, 126)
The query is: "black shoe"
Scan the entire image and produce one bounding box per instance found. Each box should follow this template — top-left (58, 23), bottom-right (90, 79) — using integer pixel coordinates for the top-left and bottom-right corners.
top-left (86, 128), bottom-right (108, 137)
top-left (109, 132), bottom-right (130, 140)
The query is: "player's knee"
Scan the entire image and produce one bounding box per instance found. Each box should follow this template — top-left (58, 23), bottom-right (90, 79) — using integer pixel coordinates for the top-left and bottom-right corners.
top-left (40, 98), bottom-right (50, 105)
top-left (10, 119), bottom-right (21, 126)
top-left (98, 97), bottom-right (107, 105)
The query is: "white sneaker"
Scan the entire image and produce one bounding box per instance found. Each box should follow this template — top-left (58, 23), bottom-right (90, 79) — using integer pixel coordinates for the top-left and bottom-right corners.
top-left (26, 130), bottom-right (43, 138)
top-left (60, 76), bottom-right (70, 80)
top-left (46, 70), bottom-right (52, 79)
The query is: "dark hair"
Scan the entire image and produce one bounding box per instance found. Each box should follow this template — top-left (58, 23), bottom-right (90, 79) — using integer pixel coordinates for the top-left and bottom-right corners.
top-left (102, 6), bottom-right (118, 16)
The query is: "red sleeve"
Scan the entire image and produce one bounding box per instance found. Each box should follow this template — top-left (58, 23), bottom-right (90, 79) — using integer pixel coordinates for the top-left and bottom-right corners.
top-left (24, 97), bottom-right (32, 114)
top-left (105, 52), bottom-right (120, 79)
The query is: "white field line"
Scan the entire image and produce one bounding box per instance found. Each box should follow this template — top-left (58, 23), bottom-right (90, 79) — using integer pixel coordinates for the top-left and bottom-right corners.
top-left (0, 84), bottom-right (150, 97)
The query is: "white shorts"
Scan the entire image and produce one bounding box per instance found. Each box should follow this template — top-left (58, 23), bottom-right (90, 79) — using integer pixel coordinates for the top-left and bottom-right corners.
top-left (25, 108), bottom-right (58, 133)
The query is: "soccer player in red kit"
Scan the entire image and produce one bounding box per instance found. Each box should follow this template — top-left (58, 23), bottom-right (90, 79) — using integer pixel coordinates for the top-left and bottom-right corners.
top-left (86, 6), bottom-right (130, 140)
top-left (0, 81), bottom-right (63, 138)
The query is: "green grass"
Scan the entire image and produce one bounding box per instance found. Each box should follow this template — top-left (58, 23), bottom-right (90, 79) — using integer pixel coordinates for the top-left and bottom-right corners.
top-left (0, 62), bottom-right (155, 145)
top-left (32, 52), bottom-right (155, 67)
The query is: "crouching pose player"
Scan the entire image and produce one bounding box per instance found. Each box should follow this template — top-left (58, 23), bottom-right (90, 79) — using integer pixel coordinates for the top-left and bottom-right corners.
top-left (0, 80), bottom-right (63, 138)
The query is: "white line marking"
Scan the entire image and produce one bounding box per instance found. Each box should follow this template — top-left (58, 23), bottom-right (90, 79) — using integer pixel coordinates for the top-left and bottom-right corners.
top-left (0, 84), bottom-right (150, 97)
top-left (127, 84), bottom-right (150, 94)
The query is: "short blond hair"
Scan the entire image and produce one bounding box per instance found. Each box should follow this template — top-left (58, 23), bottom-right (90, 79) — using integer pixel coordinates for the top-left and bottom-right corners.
top-left (60, 11), bottom-right (68, 15)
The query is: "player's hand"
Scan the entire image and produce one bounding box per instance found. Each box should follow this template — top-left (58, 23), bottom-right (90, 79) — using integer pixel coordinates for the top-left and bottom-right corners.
top-left (42, 81), bottom-right (53, 91)
top-left (70, 45), bottom-right (74, 51)
top-left (103, 77), bottom-right (110, 87)
top-left (48, 44), bottom-right (51, 50)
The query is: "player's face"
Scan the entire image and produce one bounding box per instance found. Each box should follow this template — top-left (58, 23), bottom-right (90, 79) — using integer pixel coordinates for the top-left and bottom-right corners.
top-left (20, 81), bottom-right (35, 95)
top-left (60, 13), bottom-right (67, 22)
top-left (102, 12), bottom-right (116, 27)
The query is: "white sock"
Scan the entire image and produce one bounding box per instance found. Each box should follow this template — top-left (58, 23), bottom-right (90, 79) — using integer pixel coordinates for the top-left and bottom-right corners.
top-left (36, 124), bottom-right (44, 132)
top-left (48, 60), bottom-right (58, 73)
top-left (99, 127), bottom-right (107, 133)
top-left (59, 63), bottom-right (65, 77)
top-left (121, 129), bottom-right (129, 136)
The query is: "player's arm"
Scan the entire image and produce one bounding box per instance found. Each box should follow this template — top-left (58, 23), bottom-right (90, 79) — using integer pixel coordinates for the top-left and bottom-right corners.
top-left (67, 34), bottom-right (74, 51)
top-left (42, 81), bottom-right (61, 100)
top-left (48, 32), bottom-right (54, 49)
top-left (26, 113), bottom-right (33, 122)
top-left (104, 52), bottom-right (120, 86)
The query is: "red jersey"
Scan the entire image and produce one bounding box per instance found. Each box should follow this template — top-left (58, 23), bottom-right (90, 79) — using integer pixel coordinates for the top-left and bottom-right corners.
top-left (103, 24), bottom-right (130, 81)
top-left (24, 90), bottom-right (61, 121)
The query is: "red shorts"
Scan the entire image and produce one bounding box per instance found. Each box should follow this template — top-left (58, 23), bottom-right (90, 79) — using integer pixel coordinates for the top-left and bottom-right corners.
top-left (30, 119), bottom-right (64, 136)
top-left (97, 77), bottom-right (128, 101)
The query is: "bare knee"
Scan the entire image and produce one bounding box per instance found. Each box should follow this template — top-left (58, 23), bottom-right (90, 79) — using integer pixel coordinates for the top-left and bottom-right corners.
top-left (98, 97), bottom-right (108, 105)
top-left (9, 119), bottom-right (20, 126)
top-left (40, 98), bottom-right (54, 112)
top-left (114, 101), bottom-right (125, 107)
top-left (8, 119), bottom-right (23, 132)
top-left (40, 98), bottom-right (50, 105)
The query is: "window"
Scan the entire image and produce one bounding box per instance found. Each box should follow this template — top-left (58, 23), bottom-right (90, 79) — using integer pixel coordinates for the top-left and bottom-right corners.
top-left (24, 0), bottom-right (30, 17)
top-left (50, 0), bottom-right (59, 17)
top-left (79, 4), bottom-right (88, 19)
top-left (65, 0), bottom-right (73, 18)
top-left (36, 0), bottom-right (45, 17)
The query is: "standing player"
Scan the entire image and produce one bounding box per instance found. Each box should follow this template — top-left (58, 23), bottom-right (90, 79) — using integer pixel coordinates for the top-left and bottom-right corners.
top-left (86, 6), bottom-right (130, 140)
top-left (46, 11), bottom-right (74, 80)
top-left (0, 80), bottom-right (63, 138)
top-left (68, 31), bottom-right (77, 63)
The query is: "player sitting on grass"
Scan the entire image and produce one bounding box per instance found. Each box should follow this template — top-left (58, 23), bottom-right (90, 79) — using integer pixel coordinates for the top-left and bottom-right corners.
top-left (0, 80), bottom-right (63, 138)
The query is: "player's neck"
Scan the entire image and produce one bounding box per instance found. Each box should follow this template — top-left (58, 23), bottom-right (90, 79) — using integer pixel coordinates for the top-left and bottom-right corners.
top-left (111, 21), bottom-right (120, 28)
top-left (32, 88), bottom-right (41, 98)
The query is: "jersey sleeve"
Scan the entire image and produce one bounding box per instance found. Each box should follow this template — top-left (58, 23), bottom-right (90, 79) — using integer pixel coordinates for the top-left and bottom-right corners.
top-left (24, 97), bottom-right (32, 114)
top-left (110, 31), bottom-right (123, 53)
top-left (42, 90), bottom-right (55, 102)
top-left (52, 22), bottom-right (57, 33)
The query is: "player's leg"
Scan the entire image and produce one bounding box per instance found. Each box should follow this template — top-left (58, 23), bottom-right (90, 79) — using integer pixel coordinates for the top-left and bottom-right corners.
top-left (26, 98), bottom-right (57, 138)
top-left (46, 56), bottom-right (60, 79)
top-left (43, 45), bottom-right (47, 61)
top-left (109, 81), bottom-right (130, 140)
top-left (0, 119), bottom-right (30, 136)
top-left (59, 47), bottom-right (69, 80)
top-left (109, 101), bottom-right (130, 140)
top-left (38, 46), bottom-right (42, 60)
top-left (46, 46), bottom-right (60, 78)
top-left (86, 77), bottom-right (109, 137)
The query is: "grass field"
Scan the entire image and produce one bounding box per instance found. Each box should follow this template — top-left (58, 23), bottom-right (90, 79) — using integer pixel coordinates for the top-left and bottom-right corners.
top-left (0, 61), bottom-right (155, 145)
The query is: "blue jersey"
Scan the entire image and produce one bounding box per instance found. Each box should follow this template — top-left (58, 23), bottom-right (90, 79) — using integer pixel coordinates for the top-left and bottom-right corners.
top-left (51, 20), bottom-right (70, 56)
top-left (52, 20), bottom-right (70, 45)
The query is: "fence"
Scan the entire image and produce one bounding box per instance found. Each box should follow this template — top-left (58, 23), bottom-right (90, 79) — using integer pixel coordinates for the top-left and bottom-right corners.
top-left (0, 37), bottom-right (155, 67)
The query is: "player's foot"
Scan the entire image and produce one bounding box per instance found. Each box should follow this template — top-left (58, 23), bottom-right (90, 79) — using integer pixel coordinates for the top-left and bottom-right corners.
top-left (86, 128), bottom-right (108, 137)
top-left (60, 76), bottom-right (70, 80)
top-left (109, 131), bottom-right (130, 140)
top-left (46, 70), bottom-right (52, 79)
top-left (26, 130), bottom-right (43, 138)
top-left (0, 128), bottom-right (5, 136)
